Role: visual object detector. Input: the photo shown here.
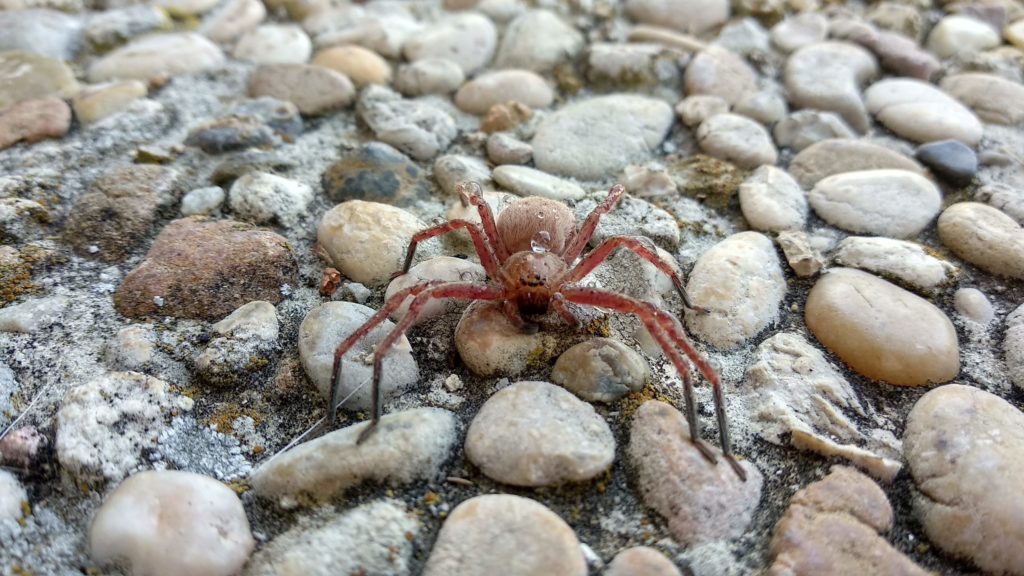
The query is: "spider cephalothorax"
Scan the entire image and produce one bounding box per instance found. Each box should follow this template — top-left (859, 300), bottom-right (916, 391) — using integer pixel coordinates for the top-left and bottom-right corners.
top-left (327, 182), bottom-right (746, 480)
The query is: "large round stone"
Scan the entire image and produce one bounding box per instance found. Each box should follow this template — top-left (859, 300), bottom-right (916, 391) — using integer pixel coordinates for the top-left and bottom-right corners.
top-left (805, 268), bottom-right (959, 386)
top-left (808, 169), bottom-right (942, 239)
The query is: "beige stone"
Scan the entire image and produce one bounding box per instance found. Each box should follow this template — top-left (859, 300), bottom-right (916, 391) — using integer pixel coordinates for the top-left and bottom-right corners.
top-left (938, 202), bottom-right (1024, 279)
top-left (805, 268), bottom-right (959, 386)
top-left (316, 200), bottom-right (427, 286)
top-left (72, 80), bottom-right (147, 124)
top-left (312, 45), bottom-right (391, 87)
top-left (606, 547), bottom-right (682, 576)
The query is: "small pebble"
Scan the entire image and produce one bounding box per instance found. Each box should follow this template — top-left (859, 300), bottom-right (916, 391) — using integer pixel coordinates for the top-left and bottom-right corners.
top-left (975, 183), bottom-right (1024, 224)
top-left (772, 110), bottom-right (856, 151)
top-left (629, 401), bottom-right (763, 545)
top-left (734, 90), bottom-right (787, 125)
top-left (1006, 303), bottom-right (1024, 389)
top-left (321, 141), bottom-right (430, 206)
top-left (465, 381), bottom-right (615, 486)
top-left (455, 69), bottom-right (553, 115)
top-left (0, 295), bottom-right (69, 333)
top-left (0, 426), bottom-right (48, 471)
top-left (198, 0), bottom-right (265, 43)
top-left (852, 28), bottom-right (940, 81)
top-left (586, 42), bottom-right (682, 90)
top-left (228, 172), bottom-right (312, 228)
top-left (422, 495), bottom-right (587, 576)
top-left (481, 101), bottom-right (533, 133)
top-left (394, 58), bottom-right (465, 96)
top-left (104, 325), bottom-right (155, 370)
top-left (625, 0), bottom-right (729, 34)
top-left (904, 385), bottom-right (1024, 575)
top-left (486, 132), bottom-right (532, 165)
top-left (247, 63), bottom-right (354, 115)
top-left (865, 78), bottom-right (983, 146)
top-left (953, 287), bottom-right (993, 324)
top-left (492, 165), bottom-right (586, 201)
top-left (71, 80), bottom-right (147, 125)
top-left (685, 231), bottom-right (786, 349)
top-left (675, 95), bottom-right (728, 128)
top-left (926, 15), bottom-right (1001, 58)
top-left (250, 408), bottom-right (457, 503)
top-left (940, 72), bottom-right (1024, 126)
top-left (937, 202), bottom-right (1024, 279)
top-left (180, 186), bottom-right (225, 216)
top-left (0, 469), bottom-right (27, 522)
top-left (784, 41), bottom-right (878, 133)
top-left (696, 113), bottom-right (778, 169)
top-left (805, 268), bottom-right (959, 386)
top-left (777, 230), bottom-right (824, 277)
top-left (551, 338), bottom-right (648, 402)
top-left (770, 13), bottom-right (828, 53)
top-left (88, 32), bottom-right (225, 83)
top-left (605, 547), bottom-right (682, 576)
top-left (738, 165), bottom-right (807, 233)
top-left (297, 301), bottom-right (418, 410)
top-left (493, 9), bottom-right (584, 72)
top-left (196, 301), bottom-right (279, 386)
top-left (809, 169), bottom-right (942, 239)
top-left (717, 18), bottom-right (771, 55)
top-left (684, 46), bottom-right (758, 105)
top-left (0, 97), bottom-right (71, 150)
top-left (90, 471), bottom-right (254, 576)
top-left (312, 45), bottom-right (391, 87)
top-left (0, 9), bottom-right (82, 61)
top-left (403, 12), bottom-right (497, 75)
top-left (832, 236), bottom-right (956, 294)
top-left (0, 51), bottom-right (78, 110)
top-left (914, 139), bottom-right (977, 186)
top-left (384, 256), bottom-right (487, 324)
top-left (787, 138), bottom-right (924, 189)
top-left (185, 116), bottom-right (277, 154)
top-left (357, 85), bottom-right (456, 161)
top-left (233, 24), bottom-right (312, 64)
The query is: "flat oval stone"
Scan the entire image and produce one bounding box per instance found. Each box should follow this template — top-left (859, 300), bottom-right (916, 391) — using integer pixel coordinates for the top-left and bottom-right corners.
top-left (940, 72), bottom-right (1024, 126)
top-left (422, 495), bottom-right (587, 576)
top-left (904, 384), bottom-right (1024, 575)
top-left (247, 63), bottom-right (354, 115)
top-left (785, 42), bottom-right (878, 133)
top-left (684, 45), bottom-right (758, 105)
top-left (953, 287), bottom-right (993, 324)
top-left (492, 165), bottom-right (585, 200)
top-left (809, 169), bottom-right (941, 238)
top-left (788, 139), bottom-right (924, 189)
top-left (465, 381), bottom-right (615, 486)
top-left (311, 44), bottom-right (391, 87)
top-left (493, 9), bottom-right (584, 72)
top-left (925, 15), bottom-right (1000, 58)
top-left (233, 24), bottom-right (311, 64)
top-left (606, 547), bottom-right (682, 576)
top-left (198, 0), bottom-right (265, 43)
top-left (403, 12), bottom-right (496, 75)
top-left (937, 202), bottom-right (1024, 279)
top-left (0, 51), bottom-right (79, 110)
top-left (532, 95), bottom-right (674, 180)
top-left (865, 78), bottom-right (983, 146)
top-left (772, 110), bottom-right (856, 152)
top-left (88, 32), bottom-right (225, 83)
top-left (685, 231), bottom-right (786, 349)
top-left (805, 267), bottom-right (959, 386)
top-left (832, 236), bottom-right (957, 295)
top-left (626, 0), bottom-right (729, 34)
top-left (739, 165), bottom-right (807, 232)
top-left (454, 69), bottom-right (553, 115)
top-left (551, 338), bottom-right (648, 402)
top-left (914, 139), bottom-right (976, 186)
top-left (0, 96), bottom-right (71, 150)
top-left (771, 12), bottom-right (828, 53)
top-left (696, 113), bottom-right (778, 170)
top-left (0, 9), bottom-right (82, 61)
top-left (394, 58), bottom-right (464, 96)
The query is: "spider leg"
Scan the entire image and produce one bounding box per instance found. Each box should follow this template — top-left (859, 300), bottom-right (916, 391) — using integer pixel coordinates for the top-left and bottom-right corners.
top-left (560, 286), bottom-right (746, 481)
top-left (551, 293), bottom-right (580, 328)
top-left (457, 181), bottom-right (509, 263)
top-left (355, 281), bottom-right (504, 444)
top-left (561, 235), bottom-right (705, 312)
top-left (562, 184), bottom-right (625, 264)
top-left (397, 219), bottom-right (501, 280)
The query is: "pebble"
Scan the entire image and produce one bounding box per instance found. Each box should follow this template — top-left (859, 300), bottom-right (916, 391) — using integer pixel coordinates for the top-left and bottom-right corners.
top-left (153, 0), bottom-right (218, 16)
top-left (433, 154), bottom-right (493, 196)
top-left (311, 45), bottom-right (391, 87)
top-left (228, 172), bottom-right (312, 228)
top-left (532, 95), bottom-right (673, 180)
top-left (0, 470), bottom-right (26, 522)
top-left (298, 301), bottom-right (418, 411)
top-left (403, 12), bottom-right (497, 75)
top-left (455, 301), bottom-right (587, 377)
top-left (904, 385), bottom-right (1024, 575)
top-left (1007, 303), bottom-right (1024, 389)
top-left (851, 28), bottom-right (941, 81)
top-left (605, 547), bottom-right (682, 576)
top-left (486, 132), bottom-right (532, 165)
top-left (734, 90), bottom-right (788, 125)
top-left (768, 466), bottom-right (928, 575)
top-left (234, 24), bottom-right (312, 64)
top-left (481, 100), bottom-right (533, 133)
top-left (1007, 18), bottom-right (1024, 50)
top-left (394, 58), bottom-right (465, 96)
top-left (770, 13), bottom-right (828, 53)
top-left (0, 425), bottom-right (47, 472)
top-left (832, 236), bottom-right (956, 294)
top-left (357, 85), bottom-right (456, 161)
top-left (940, 72), bottom-right (1024, 126)
top-left (88, 32), bottom-right (225, 83)
top-left (196, 301), bottom-right (279, 385)
top-left (626, 0), bottom-right (729, 34)
top-left (787, 138), bottom-right (924, 189)
top-left (784, 42), bottom-right (878, 133)
top-left (250, 407), bottom-right (456, 503)
top-left (316, 12), bottom-right (422, 61)
top-left (384, 256), bottom-right (487, 324)
top-left (685, 231), bottom-right (786, 349)
top-left (248, 64), bottom-right (353, 116)
top-left (322, 142), bottom-right (430, 207)
top-left (937, 202), bottom-right (1024, 279)
top-left (0, 9), bottom-right (82, 61)
top-left (551, 338), bottom-right (648, 402)
top-left (976, 182), bottom-right (1024, 224)
top-left (199, 0), bottom-right (265, 43)
top-left (180, 186), bottom-right (225, 216)
top-left (114, 217), bottom-right (298, 320)
top-left (90, 471), bottom-right (254, 576)
top-left (454, 69), bottom-right (554, 115)
top-left (627, 24), bottom-right (707, 52)
top-left (0, 97), bottom-right (71, 151)
top-left (953, 287), bottom-right (993, 324)
top-left (926, 14), bottom-right (1001, 58)
top-left (105, 325), bottom-right (155, 370)
top-left (585, 42), bottom-right (682, 90)
top-left (185, 115), bottom-right (277, 154)
top-left (717, 18), bottom-right (771, 55)
top-left (865, 78), bottom-right (983, 146)
top-left (914, 139), bottom-right (977, 185)
top-left (683, 46), bottom-right (758, 105)
top-left (675, 95), bottom-right (728, 127)
top-left (696, 113), bottom-right (778, 169)
top-left (317, 200), bottom-right (433, 286)
top-left (85, 6), bottom-right (169, 50)
top-left (629, 401), bottom-right (762, 545)
top-left (465, 381), bottom-right (615, 486)
top-left (492, 165), bottom-right (586, 201)
top-left (809, 169), bottom-right (942, 238)
top-left (0, 48), bottom-right (80, 107)
top-left (62, 165), bottom-right (178, 262)
top-left (55, 372), bottom-right (194, 482)
top-left (777, 230), bottom-right (824, 277)
top-left (422, 494), bottom-right (587, 576)
top-left (805, 268), bottom-right (959, 386)
top-left (493, 9), bottom-right (584, 72)
top-left (244, 499), bottom-right (419, 576)
top-left (773, 110), bottom-right (856, 151)
top-left (572, 191), bottom-right (681, 250)
top-left (71, 80), bottom-right (147, 125)
top-left (738, 166), bottom-right (807, 232)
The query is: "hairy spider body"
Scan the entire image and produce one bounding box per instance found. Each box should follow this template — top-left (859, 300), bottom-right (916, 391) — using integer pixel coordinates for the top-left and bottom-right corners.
top-left (328, 182), bottom-right (747, 480)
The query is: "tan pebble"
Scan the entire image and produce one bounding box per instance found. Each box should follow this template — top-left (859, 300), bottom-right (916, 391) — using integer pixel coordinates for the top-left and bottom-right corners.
top-left (805, 267), bottom-right (959, 386)
top-left (606, 547), bottom-right (682, 576)
top-left (937, 202), bottom-right (1024, 279)
top-left (316, 200), bottom-right (427, 286)
top-left (312, 45), bottom-right (391, 87)
top-left (72, 80), bottom-right (148, 124)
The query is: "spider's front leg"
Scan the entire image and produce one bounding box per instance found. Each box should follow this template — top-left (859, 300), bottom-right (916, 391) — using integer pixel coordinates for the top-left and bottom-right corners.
top-left (562, 183), bottom-right (624, 264)
top-left (394, 219), bottom-right (501, 281)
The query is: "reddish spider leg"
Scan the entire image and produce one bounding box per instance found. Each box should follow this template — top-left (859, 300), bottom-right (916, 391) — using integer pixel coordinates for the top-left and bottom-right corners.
top-left (329, 281), bottom-right (503, 441)
top-left (562, 235), bottom-right (705, 311)
top-left (562, 184), bottom-right (625, 264)
top-left (398, 219), bottom-right (500, 279)
top-left (456, 181), bottom-right (509, 263)
top-left (560, 286), bottom-right (747, 481)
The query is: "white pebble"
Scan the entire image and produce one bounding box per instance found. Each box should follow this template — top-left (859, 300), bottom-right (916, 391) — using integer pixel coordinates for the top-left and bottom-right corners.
top-left (953, 287), bottom-right (993, 324)
top-left (180, 186), bottom-right (225, 216)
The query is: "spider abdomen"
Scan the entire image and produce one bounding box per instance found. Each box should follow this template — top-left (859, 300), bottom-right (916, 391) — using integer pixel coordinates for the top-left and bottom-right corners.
top-left (496, 197), bottom-right (576, 255)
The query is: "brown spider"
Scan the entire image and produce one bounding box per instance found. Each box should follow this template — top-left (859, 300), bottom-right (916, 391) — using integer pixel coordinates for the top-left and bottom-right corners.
top-left (328, 182), bottom-right (746, 480)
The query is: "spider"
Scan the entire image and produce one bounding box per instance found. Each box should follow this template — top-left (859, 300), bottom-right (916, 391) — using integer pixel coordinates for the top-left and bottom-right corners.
top-left (327, 181), bottom-right (746, 480)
